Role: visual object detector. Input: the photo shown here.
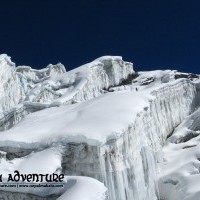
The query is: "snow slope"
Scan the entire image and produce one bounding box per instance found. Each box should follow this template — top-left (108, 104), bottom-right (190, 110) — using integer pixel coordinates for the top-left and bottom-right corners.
top-left (158, 108), bottom-right (200, 200)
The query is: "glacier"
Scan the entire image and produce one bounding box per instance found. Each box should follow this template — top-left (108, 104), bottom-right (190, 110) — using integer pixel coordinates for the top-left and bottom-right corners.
top-left (0, 54), bottom-right (199, 200)
top-left (158, 108), bottom-right (200, 200)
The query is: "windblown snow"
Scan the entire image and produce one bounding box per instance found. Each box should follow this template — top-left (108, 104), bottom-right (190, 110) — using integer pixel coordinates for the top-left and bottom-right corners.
top-left (0, 54), bottom-right (200, 200)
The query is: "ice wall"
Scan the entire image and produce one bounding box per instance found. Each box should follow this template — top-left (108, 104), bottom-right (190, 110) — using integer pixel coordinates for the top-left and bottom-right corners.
top-left (0, 55), bottom-right (24, 113)
top-left (51, 56), bottom-right (134, 105)
top-left (61, 79), bottom-right (200, 200)
top-left (0, 60), bottom-right (67, 131)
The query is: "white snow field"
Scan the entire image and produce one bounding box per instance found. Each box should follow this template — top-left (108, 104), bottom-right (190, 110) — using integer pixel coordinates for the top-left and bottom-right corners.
top-left (0, 54), bottom-right (200, 200)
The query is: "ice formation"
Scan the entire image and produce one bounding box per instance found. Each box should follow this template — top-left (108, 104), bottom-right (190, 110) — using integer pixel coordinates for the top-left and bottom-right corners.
top-left (0, 54), bottom-right (199, 200)
top-left (158, 108), bottom-right (200, 200)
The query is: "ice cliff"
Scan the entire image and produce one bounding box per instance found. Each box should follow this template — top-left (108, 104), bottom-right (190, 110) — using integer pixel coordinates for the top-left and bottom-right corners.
top-left (0, 54), bottom-right (199, 200)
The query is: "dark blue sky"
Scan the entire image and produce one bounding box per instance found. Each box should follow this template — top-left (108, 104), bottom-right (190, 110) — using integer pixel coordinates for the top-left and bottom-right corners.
top-left (0, 0), bottom-right (200, 73)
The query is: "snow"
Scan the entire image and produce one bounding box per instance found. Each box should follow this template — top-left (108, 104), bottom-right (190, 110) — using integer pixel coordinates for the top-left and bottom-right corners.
top-left (0, 71), bottom-right (197, 200)
top-left (158, 108), bottom-right (200, 200)
top-left (0, 54), bottom-right (24, 113)
top-left (0, 91), bottom-right (151, 147)
top-left (0, 55), bottom-right (133, 131)
top-left (0, 145), bottom-right (106, 199)
top-left (57, 176), bottom-right (107, 200)
top-left (0, 54), bottom-right (200, 200)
